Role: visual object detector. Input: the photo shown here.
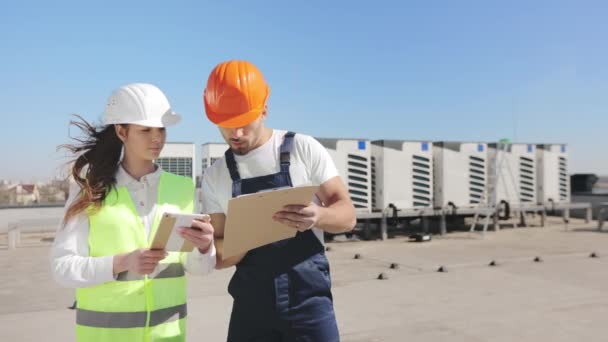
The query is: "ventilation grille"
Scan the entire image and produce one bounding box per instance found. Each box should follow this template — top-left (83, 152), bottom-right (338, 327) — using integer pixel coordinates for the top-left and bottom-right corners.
top-left (559, 156), bottom-right (568, 200)
top-left (519, 156), bottom-right (535, 202)
top-left (469, 156), bottom-right (486, 204)
top-left (347, 154), bottom-right (370, 209)
top-left (201, 157), bottom-right (220, 173)
top-left (156, 158), bottom-right (193, 178)
top-left (412, 155), bottom-right (431, 207)
top-left (371, 156), bottom-right (376, 209)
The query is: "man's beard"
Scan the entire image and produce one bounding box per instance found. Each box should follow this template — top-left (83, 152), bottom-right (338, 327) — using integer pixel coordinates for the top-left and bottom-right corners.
top-left (231, 145), bottom-right (247, 155)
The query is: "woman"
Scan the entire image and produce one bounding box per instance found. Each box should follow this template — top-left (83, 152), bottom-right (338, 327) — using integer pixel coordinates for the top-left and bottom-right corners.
top-left (51, 83), bottom-right (215, 341)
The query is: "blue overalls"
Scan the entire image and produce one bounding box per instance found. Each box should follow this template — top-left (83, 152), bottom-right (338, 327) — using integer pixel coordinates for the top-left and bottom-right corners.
top-left (225, 132), bottom-right (340, 342)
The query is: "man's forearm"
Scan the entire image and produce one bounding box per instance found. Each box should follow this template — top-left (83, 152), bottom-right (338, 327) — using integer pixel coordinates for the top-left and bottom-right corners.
top-left (317, 199), bottom-right (357, 234)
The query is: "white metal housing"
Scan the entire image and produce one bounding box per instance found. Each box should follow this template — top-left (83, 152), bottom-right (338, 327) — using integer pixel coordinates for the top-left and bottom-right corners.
top-left (536, 144), bottom-right (570, 204)
top-left (487, 143), bottom-right (537, 206)
top-left (371, 140), bottom-right (433, 211)
top-left (316, 138), bottom-right (372, 214)
top-left (157, 142), bottom-right (196, 179)
top-left (201, 143), bottom-right (229, 174)
top-left (433, 142), bottom-right (488, 208)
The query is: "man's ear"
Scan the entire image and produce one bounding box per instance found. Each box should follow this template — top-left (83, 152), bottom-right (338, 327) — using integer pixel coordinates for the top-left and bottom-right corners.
top-left (260, 106), bottom-right (268, 121)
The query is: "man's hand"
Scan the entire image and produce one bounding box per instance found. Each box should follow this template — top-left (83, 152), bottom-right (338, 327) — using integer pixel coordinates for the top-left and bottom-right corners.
top-left (273, 202), bottom-right (320, 232)
top-left (179, 218), bottom-right (214, 254)
top-left (114, 249), bottom-right (168, 276)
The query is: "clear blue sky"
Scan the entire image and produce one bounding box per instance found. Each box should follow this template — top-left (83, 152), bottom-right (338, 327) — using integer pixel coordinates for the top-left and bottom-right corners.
top-left (1, 0), bottom-right (607, 181)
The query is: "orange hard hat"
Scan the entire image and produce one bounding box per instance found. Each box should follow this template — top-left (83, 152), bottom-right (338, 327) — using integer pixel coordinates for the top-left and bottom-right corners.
top-left (203, 60), bottom-right (270, 128)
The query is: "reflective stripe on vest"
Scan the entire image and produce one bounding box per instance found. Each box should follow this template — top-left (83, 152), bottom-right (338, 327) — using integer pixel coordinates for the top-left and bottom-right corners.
top-left (77, 303), bottom-right (187, 328)
top-left (116, 262), bottom-right (185, 282)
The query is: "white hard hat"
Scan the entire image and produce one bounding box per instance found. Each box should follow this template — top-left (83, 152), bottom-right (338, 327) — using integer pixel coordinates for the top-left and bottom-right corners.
top-left (102, 83), bottom-right (181, 127)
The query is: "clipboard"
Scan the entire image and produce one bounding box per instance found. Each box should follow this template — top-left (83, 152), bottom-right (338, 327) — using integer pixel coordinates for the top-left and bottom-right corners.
top-left (222, 185), bottom-right (320, 259)
top-left (151, 213), bottom-right (210, 252)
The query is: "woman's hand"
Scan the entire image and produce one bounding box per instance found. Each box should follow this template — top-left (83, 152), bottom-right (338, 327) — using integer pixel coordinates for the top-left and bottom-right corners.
top-left (114, 249), bottom-right (168, 276)
top-left (179, 218), bottom-right (215, 254)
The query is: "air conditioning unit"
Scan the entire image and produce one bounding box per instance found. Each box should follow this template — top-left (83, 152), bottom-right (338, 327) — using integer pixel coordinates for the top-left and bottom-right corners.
top-left (157, 142), bottom-right (196, 179)
top-left (487, 143), bottom-right (538, 206)
top-left (433, 142), bottom-right (488, 208)
top-left (371, 140), bottom-right (433, 211)
top-left (536, 144), bottom-right (570, 204)
top-left (316, 138), bottom-right (372, 214)
top-left (201, 143), bottom-right (229, 173)
top-left (198, 142), bottom-right (229, 211)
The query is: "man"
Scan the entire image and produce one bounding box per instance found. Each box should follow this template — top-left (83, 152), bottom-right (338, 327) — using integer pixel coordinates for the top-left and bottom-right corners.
top-left (201, 60), bottom-right (356, 341)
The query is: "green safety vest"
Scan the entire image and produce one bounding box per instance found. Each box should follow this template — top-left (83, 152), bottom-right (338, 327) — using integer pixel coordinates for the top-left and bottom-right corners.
top-left (76, 171), bottom-right (194, 342)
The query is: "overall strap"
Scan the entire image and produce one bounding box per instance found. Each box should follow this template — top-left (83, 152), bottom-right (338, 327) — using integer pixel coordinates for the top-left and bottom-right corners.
top-left (279, 132), bottom-right (296, 173)
top-left (224, 149), bottom-right (242, 197)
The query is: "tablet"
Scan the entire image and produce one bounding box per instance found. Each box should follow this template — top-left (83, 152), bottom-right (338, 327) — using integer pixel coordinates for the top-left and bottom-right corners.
top-left (151, 213), bottom-right (210, 252)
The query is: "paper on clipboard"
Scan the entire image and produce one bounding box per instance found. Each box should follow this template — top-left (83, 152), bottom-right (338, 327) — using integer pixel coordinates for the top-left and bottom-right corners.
top-left (151, 213), bottom-right (209, 252)
top-left (222, 185), bottom-right (320, 259)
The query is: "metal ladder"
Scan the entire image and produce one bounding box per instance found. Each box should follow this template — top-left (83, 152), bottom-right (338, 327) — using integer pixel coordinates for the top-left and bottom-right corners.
top-left (470, 139), bottom-right (527, 233)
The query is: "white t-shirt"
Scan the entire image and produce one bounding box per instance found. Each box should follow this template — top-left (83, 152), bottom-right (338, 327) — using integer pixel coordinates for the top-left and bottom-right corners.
top-left (201, 129), bottom-right (339, 243)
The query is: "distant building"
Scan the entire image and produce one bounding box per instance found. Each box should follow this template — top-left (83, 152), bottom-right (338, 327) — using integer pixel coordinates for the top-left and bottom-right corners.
top-left (8, 184), bottom-right (41, 205)
top-left (38, 182), bottom-right (68, 203)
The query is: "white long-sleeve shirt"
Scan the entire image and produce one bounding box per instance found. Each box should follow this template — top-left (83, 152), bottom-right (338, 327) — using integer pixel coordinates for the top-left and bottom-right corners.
top-left (50, 165), bottom-right (215, 288)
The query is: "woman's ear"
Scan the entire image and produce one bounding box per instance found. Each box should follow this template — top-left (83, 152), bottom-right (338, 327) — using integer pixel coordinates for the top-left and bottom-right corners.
top-left (114, 124), bottom-right (128, 143)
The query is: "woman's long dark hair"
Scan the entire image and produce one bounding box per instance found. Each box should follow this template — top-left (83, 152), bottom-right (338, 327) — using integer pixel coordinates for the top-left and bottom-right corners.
top-left (59, 115), bottom-right (124, 223)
